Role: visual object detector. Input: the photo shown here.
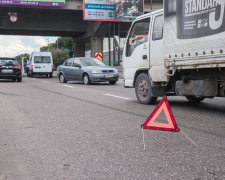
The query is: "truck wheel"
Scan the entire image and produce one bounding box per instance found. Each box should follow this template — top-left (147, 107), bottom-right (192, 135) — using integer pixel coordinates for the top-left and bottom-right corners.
top-left (135, 73), bottom-right (157, 104)
top-left (185, 96), bottom-right (205, 103)
top-left (49, 73), bottom-right (53, 78)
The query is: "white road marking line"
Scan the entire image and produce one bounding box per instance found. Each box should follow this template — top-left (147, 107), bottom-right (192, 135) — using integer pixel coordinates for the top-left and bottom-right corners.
top-left (62, 85), bottom-right (74, 89)
top-left (104, 94), bottom-right (131, 100)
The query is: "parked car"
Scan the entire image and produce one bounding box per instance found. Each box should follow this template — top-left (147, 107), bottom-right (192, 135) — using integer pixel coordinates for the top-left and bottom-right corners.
top-left (0, 57), bottom-right (22, 82)
top-left (57, 57), bottom-right (119, 85)
top-left (27, 52), bottom-right (53, 78)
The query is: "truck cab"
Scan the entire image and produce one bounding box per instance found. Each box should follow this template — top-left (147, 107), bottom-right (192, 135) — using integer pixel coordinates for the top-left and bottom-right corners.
top-left (123, 10), bottom-right (166, 104)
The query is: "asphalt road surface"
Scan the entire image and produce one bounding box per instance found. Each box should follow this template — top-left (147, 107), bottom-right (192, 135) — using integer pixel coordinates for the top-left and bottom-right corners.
top-left (0, 75), bottom-right (225, 179)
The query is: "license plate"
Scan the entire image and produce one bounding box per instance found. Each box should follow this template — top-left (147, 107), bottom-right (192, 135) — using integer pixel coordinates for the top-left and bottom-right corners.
top-left (2, 69), bottom-right (13, 73)
top-left (105, 74), bottom-right (114, 78)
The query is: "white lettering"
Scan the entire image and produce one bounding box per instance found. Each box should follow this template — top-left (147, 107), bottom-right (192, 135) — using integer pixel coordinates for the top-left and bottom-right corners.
top-left (185, 0), bottom-right (220, 14)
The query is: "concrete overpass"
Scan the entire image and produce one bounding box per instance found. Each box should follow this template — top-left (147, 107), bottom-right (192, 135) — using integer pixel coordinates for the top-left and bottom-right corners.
top-left (0, 0), bottom-right (163, 56)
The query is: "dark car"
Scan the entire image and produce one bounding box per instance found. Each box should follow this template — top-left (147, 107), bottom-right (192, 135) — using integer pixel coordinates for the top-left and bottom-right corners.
top-left (0, 57), bottom-right (22, 82)
top-left (57, 57), bottom-right (119, 85)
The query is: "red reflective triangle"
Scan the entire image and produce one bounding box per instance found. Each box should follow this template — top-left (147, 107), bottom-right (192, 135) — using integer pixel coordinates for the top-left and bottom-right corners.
top-left (142, 96), bottom-right (179, 132)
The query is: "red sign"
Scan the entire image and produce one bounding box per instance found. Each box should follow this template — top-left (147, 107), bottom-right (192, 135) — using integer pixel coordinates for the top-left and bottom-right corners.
top-left (142, 96), bottom-right (179, 132)
top-left (9, 15), bottom-right (18, 23)
top-left (95, 53), bottom-right (103, 61)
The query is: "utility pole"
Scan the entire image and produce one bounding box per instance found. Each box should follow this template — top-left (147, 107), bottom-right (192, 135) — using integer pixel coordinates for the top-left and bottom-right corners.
top-left (47, 37), bottom-right (50, 51)
top-left (118, 23), bottom-right (120, 66)
top-left (113, 22), bottom-right (116, 66)
top-left (108, 23), bottom-right (111, 66)
top-left (151, 0), bottom-right (153, 10)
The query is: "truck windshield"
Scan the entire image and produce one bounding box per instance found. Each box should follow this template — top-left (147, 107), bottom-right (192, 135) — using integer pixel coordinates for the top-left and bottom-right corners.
top-left (126, 18), bottom-right (150, 57)
top-left (34, 56), bottom-right (51, 63)
top-left (0, 59), bottom-right (19, 66)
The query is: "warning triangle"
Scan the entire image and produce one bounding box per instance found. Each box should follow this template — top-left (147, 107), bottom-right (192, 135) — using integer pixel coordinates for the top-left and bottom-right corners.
top-left (142, 96), bottom-right (179, 132)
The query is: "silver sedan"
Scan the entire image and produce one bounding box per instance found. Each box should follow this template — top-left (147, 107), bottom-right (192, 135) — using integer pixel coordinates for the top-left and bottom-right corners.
top-left (57, 57), bottom-right (119, 85)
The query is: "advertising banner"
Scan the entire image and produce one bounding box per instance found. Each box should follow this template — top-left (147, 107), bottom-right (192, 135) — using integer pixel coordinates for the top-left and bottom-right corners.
top-left (83, 0), bottom-right (144, 22)
top-left (0, 0), bottom-right (65, 7)
top-left (164, 0), bottom-right (225, 58)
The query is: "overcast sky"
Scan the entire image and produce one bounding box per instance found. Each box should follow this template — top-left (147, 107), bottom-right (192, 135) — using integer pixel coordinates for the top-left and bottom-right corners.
top-left (0, 35), bottom-right (58, 57)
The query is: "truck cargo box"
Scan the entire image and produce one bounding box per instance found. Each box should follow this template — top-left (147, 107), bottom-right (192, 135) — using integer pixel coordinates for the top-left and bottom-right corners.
top-left (164, 0), bottom-right (225, 70)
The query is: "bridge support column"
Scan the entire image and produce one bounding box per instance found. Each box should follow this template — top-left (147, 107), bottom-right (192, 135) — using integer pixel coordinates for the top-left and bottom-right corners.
top-left (91, 37), bottom-right (103, 58)
top-left (75, 41), bottom-right (85, 57)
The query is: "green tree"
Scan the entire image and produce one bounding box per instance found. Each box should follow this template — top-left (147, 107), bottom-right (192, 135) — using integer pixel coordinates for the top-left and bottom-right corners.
top-left (51, 49), bottom-right (70, 68)
top-left (40, 37), bottom-right (75, 68)
top-left (57, 37), bottom-right (75, 57)
top-left (15, 53), bottom-right (30, 65)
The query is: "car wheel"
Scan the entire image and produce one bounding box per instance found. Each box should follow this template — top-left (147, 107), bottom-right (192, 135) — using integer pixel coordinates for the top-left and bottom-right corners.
top-left (46, 74), bottom-right (48, 78)
top-left (135, 73), bottom-right (157, 105)
top-left (17, 78), bottom-right (22, 82)
top-left (59, 74), bottom-right (67, 83)
top-left (109, 81), bottom-right (117, 85)
top-left (83, 74), bottom-right (91, 85)
top-left (185, 96), bottom-right (205, 103)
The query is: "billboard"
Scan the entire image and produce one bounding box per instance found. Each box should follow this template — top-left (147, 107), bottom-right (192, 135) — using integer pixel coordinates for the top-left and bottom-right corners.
top-left (83, 0), bottom-right (144, 22)
top-left (164, 0), bottom-right (225, 58)
top-left (0, 0), bottom-right (65, 6)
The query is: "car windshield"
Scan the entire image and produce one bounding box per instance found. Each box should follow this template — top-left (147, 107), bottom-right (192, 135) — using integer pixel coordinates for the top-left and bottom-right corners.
top-left (34, 56), bottom-right (51, 63)
top-left (80, 58), bottom-right (105, 66)
top-left (0, 59), bottom-right (19, 66)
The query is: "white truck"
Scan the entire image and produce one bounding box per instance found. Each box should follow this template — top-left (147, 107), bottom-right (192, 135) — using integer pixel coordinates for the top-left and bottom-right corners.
top-left (123, 0), bottom-right (225, 104)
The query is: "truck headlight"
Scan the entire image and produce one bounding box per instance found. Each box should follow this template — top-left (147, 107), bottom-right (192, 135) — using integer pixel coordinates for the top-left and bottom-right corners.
top-left (91, 70), bottom-right (102, 74)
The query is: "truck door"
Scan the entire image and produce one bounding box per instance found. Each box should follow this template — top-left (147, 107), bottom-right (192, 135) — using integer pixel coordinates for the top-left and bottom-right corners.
top-left (149, 14), bottom-right (167, 82)
top-left (123, 17), bottom-right (151, 87)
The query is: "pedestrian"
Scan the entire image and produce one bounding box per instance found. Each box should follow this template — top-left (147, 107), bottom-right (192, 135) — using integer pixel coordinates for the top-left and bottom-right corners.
top-left (26, 58), bottom-right (31, 74)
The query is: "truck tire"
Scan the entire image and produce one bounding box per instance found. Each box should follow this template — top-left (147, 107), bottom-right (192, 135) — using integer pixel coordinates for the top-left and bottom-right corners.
top-left (185, 96), bottom-right (205, 103)
top-left (135, 73), bottom-right (157, 104)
